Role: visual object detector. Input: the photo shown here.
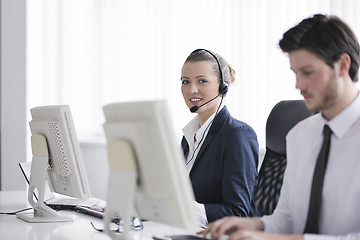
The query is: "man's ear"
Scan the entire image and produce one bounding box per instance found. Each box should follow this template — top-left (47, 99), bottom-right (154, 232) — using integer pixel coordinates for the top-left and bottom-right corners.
top-left (337, 53), bottom-right (351, 77)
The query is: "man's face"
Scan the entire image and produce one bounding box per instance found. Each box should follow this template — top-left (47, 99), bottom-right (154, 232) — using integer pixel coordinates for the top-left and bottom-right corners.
top-left (289, 49), bottom-right (339, 113)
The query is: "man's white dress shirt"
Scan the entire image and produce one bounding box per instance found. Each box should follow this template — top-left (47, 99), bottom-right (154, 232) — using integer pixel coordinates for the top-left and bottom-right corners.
top-left (261, 94), bottom-right (360, 240)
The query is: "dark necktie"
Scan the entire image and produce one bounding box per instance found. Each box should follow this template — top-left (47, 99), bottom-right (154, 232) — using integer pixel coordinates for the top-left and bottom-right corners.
top-left (303, 125), bottom-right (332, 234)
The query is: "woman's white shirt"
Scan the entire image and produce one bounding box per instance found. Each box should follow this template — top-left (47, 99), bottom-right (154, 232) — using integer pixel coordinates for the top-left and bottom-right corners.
top-left (182, 106), bottom-right (223, 227)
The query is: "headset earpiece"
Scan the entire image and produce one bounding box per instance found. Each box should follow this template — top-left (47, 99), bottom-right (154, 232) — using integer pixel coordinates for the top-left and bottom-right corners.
top-left (219, 81), bottom-right (228, 95)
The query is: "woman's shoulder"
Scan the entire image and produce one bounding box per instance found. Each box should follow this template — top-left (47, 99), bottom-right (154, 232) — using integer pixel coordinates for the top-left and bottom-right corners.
top-left (219, 116), bottom-right (257, 141)
top-left (216, 106), bottom-right (256, 135)
top-left (226, 114), bottom-right (255, 130)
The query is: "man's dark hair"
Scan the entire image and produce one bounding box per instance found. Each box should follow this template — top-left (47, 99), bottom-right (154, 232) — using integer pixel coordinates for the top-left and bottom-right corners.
top-left (279, 14), bottom-right (360, 82)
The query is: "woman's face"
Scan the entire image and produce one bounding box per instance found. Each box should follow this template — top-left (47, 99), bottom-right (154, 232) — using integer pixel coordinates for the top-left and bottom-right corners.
top-left (181, 61), bottom-right (221, 119)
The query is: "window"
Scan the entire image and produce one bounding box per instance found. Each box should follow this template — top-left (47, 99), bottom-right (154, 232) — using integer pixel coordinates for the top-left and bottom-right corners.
top-left (27, 0), bottom-right (360, 148)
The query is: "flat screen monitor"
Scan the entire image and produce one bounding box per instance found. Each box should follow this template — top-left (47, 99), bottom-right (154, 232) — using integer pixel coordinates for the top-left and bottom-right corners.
top-left (102, 100), bottom-right (199, 238)
top-left (16, 105), bottom-right (92, 222)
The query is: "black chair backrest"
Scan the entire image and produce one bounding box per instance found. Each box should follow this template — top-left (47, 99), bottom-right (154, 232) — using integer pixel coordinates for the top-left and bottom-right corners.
top-left (254, 100), bottom-right (313, 216)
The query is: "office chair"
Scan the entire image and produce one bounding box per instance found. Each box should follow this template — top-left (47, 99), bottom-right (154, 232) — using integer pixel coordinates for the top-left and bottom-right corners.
top-left (254, 100), bottom-right (313, 216)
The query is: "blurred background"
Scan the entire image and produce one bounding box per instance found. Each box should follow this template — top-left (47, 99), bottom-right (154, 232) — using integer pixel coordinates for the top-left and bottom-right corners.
top-left (2, 0), bottom-right (359, 194)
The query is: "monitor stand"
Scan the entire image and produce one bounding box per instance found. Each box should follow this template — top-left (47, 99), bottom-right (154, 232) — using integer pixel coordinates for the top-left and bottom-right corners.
top-left (104, 139), bottom-right (138, 240)
top-left (16, 134), bottom-right (73, 223)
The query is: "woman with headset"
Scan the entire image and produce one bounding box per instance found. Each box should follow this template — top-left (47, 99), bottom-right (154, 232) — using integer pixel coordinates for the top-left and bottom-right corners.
top-left (180, 49), bottom-right (259, 227)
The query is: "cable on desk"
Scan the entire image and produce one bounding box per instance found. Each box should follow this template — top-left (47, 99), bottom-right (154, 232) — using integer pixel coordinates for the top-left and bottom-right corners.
top-left (0, 207), bottom-right (33, 215)
top-left (90, 217), bottom-right (144, 233)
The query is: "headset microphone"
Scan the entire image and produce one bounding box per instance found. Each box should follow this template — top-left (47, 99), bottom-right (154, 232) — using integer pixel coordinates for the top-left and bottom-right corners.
top-left (190, 94), bottom-right (220, 113)
top-left (190, 106), bottom-right (199, 113)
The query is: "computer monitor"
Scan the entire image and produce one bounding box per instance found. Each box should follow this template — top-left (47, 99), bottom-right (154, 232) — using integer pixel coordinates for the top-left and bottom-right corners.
top-left (16, 105), bottom-right (92, 222)
top-left (102, 100), bottom-right (199, 238)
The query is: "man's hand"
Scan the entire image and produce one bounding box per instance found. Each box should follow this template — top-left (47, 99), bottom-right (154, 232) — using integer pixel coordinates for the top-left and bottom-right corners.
top-left (198, 216), bottom-right (303, 240)
top-left (198, 217), bottom-right (263, 239)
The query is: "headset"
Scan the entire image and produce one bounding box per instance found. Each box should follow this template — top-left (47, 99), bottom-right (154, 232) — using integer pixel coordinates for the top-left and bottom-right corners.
top-left (185, 49), bottom-right (228, 165)
top-left (190, 49), bottom-right (229, 95)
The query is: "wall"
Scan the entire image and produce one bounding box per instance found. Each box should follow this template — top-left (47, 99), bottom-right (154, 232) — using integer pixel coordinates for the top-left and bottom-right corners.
top-left (0, 0), bottom-right (27, 190)
top-left (80, 141), bottom-right (108, 200)
top-left (0, 0), bottom-right (267, 192)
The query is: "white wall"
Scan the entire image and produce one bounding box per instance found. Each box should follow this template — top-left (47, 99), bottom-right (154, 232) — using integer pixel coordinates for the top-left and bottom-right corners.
top-left (80, 141), bottom-right (108, 200)
top-left (0, 0), bottom-right (110, 193)
top-left (0, 0), bottom-right (27, 190)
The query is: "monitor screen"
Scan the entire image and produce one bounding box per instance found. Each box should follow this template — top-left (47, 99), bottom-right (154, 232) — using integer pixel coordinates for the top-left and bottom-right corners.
top-left (102, 100), bottom-right (199, 237)
top-left (16, 105), bottom-right (92, 222)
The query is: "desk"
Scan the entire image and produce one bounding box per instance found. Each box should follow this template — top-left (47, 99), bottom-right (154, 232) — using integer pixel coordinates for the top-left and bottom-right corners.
top-left (0, 191), bottom-right (195, 240)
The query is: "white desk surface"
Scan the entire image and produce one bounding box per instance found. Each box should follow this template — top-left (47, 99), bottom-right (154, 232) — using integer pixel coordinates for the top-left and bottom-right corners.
top-left (0, 191), bottom-right (196, 240)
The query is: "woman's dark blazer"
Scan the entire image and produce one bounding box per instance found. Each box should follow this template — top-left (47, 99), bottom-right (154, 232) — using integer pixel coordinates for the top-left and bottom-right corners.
top-left (181, 106), bottom-right (259, 222)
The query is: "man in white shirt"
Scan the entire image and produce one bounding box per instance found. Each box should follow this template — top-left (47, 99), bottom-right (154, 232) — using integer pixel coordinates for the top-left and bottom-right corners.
top-left (201, 14), bottom-right (360, 240)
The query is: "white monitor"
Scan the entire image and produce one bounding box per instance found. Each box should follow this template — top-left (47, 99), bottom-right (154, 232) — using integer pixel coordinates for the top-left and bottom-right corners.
top-left (102, 100), bottom-right (199, 238)
top-left (17, 105), bottom-right (92, 222)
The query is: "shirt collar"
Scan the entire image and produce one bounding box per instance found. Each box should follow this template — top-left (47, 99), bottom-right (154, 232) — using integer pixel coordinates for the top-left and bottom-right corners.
top-left (182, 115), bottom-right (200, 145)
top-left (320, 92), bottom-right (360, 139)
top-left (196, 110), bottom-right (217, 141)
top-left (182, 105), bottom-right (223, 144)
